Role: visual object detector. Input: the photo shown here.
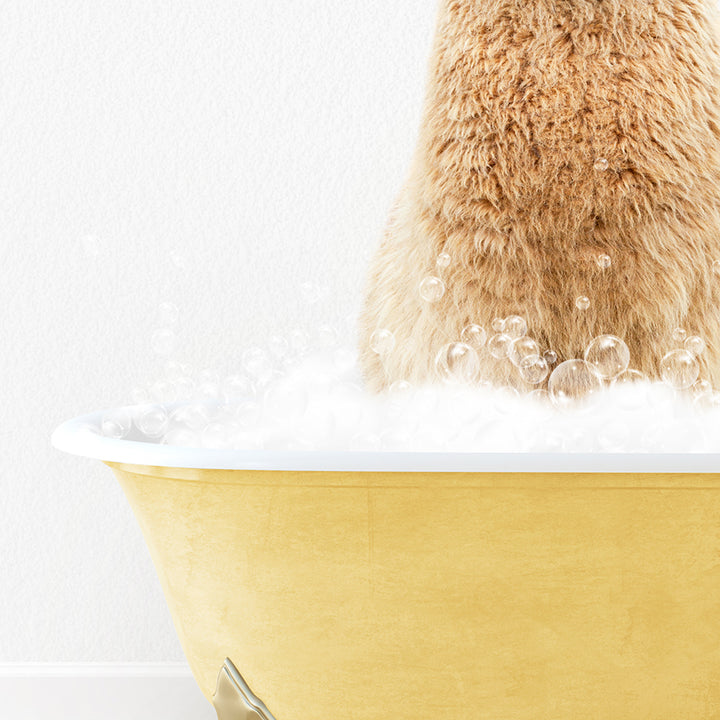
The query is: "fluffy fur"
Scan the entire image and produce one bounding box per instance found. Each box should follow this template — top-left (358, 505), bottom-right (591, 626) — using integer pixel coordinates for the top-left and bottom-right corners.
top-left (360, 0), bottom-right (720, 391)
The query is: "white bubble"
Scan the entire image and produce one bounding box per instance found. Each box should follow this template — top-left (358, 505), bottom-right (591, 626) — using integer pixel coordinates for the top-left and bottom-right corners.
top-left (268, 335), bottom-right (289, 359)
top-left (594, 157), bottom-right (609, 171)
top-left (242, 347), bottom-right (273, 383)
top-left (519, 355), bottom-right (550, 385)
top-left (419, 276), bottom-right (445, 303)
top-left (584, 335), bottom-right (630, 380)
top-left (488, 333), bottom-right (512, 359)
top-left (461, 324), bottom-right (487, 350)
top-left (195, 381), bottom-right (221, 403)
top-left (491, 317), bottom-right (505, 333)
top-left (543, 350), bottom-right (558, 365)
top-left (315, 324), bottom-right (338, 349)
top-left (692, 379), bottom-right (713, 399)
top-left (289, 329), bottom-right (310, 355)
top-left (135, 405), bottom-right (169, 438)
top-left (597, 254), bottom-right (612, 270)
top-left (163, 360), bottom-right (186, 381)
top-left (672, 327), bottom-right (687, 345)
top-left (370, 329), bottom-right (396, 356)
top-left (101, 409), bottom-right (132, 439)
top-left (660, 349), bottom-right (700, 389)
top-left (685, 335), bottom-right (706, 357)
top-left (151, 328), bottom-right (177, 357)
top-left (170, 404), bottom-right (211, 431)
top-left (435, 343), bottom-right (480, 384)
top-left (157, 301), bottom-right (179, 325)
top-left (575, 296), bottom-right (591, 311)
top-left (436, 251), bottom-right (451, 268)
top-left (222, 374), bottom-right (254, 403)
top-left (130, 386), bottom-right (150, 405)
top-left (508, 336), bottom-right (540, 367)
top-left (504, 316), bottom-right (527, 339)
top-left (151, 379), bottom-right (178, 403)
top-left (548, 360), bottom-right (602, 409)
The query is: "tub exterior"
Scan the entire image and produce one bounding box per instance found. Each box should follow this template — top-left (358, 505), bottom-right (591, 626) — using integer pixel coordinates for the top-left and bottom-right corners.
top-left (108, 462), bottom-right (720, 720)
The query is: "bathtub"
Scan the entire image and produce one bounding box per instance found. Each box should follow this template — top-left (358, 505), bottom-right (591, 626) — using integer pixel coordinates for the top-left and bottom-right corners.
top-left (53, 408), bottom-right (720, 719)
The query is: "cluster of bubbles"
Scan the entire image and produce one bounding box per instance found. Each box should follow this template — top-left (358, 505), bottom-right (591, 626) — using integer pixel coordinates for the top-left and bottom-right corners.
top-left (92, 295), bottom-right (720, 453)
top-left (371, 313), bottom-right (713, 411)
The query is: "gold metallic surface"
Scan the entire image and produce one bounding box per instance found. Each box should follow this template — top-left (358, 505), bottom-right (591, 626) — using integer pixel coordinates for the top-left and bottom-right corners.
top-left (108, 463), bottom-right (720, 719)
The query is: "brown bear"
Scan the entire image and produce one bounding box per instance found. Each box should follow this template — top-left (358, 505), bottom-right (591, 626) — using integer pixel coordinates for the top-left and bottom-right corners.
top-left (359, 0), bottom-right (720, 392)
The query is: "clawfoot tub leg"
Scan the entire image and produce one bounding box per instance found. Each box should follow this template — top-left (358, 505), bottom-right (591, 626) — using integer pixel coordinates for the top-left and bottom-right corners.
top-left (212, 659), bottom-right (278, 720)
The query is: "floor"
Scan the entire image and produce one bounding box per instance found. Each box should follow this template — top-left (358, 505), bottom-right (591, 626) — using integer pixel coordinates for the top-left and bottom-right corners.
top-left (0, 675), bottom-right (216, 720)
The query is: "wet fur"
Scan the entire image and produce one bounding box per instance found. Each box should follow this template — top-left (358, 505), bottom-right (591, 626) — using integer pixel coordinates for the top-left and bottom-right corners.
top-left (360, 0), bottom-right (720, 391)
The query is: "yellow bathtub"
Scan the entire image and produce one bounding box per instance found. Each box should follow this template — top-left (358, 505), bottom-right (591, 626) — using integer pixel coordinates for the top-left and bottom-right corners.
top-left (53, 410), bottom-right (720, 720)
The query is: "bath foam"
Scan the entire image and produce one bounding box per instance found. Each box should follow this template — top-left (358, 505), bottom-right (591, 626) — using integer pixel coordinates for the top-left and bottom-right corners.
top-left (110, 350), bottom-right (720, 453)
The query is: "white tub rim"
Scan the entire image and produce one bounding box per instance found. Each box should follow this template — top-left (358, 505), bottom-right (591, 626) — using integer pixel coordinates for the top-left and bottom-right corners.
top-left (51, 407), bottom-right (720, 474)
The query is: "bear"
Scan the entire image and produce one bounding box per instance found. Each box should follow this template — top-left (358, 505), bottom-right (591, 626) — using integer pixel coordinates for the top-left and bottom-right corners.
top-left (359, 0), bottom-right (720, 392)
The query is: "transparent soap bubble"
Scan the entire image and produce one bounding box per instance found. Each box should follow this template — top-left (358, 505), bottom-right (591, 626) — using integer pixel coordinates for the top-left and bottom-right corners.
top-left (504, 316), bottom-right (528, 339)
top-left (196, 381), bottom-right (221, 403)
top-left (543, 350), bottom-right (558, 365)
top-left (289, 329), bottom-right (310, 355)
top-left (151, 328), bottom-right (177, 357)
top-left (170, 403), bottom-right (211, 431)
top-left (222, 374), bottom-right (254, 403)
top-left (315, 324), bottom-right (338, 349)
top-left (488, 333), bottom-right (512, 359)
top-left (613, 369), bottom-right (648, 385)
top-left (242, 347), bottom-right (273, 383)
top-left (597, 254), bottom-right (612, 270)
top-left (594, 157), bottom-right (609, 171)
top-left (529, 388), bottom-right (550, 403)
top-left (370, 329), bottom-right (396, 356)
top-left (660, 349), bottom-right (700, 389)
top-left (692, 379), bottom-right (713, 399)
top-left (163, 360), bottom-right (187, 382)
top-left (101, 409), bottom-right (132, 439)
top-left (519, 354), bottom-right (550, 385)
top-left (436, 251), bottom-right (451, 269)
top-left (135, 404), bottom-right (169, 438)
top-left (672, 327), bottom-right (687, 345)
top-left (508, 336), bottom-right (540, 367)
top-left (548, 359), bottom-right (602, 409)
top-left (491, 317), bottom-right (505, 333)
top-left (435, 342), bottom-right (480, 384)
top-left (419, 276), bottom-right (445, 303)
top-left (150, 379), bottom-right (177, 403)
top-left (130, 386), bottom-right (150, 405)
top-left (461, 324), bottom-right (487, 350)
top-left (157, 301), bottom-right (179, 326)
top-left (575, 296), bottom-right (591, 311)
top-left (685, 335), bottom-right (706, 357)
top-left (268, 335), bottom-right (289, 360)
top-left (584, 335), bottom-right (630, 380)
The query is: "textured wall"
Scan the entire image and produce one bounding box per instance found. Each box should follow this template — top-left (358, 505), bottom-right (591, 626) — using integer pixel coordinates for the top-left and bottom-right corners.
top-left (0, 0), bottom-right (434, 661)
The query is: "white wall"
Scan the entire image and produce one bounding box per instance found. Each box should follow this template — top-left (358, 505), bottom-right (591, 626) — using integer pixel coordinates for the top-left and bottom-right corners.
top-left (0, 0), bottom-right (436, 664)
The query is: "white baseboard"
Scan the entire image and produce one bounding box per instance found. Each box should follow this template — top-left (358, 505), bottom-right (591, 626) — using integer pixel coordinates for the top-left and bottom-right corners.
top-left (0, 663), bottom-right (216, 720)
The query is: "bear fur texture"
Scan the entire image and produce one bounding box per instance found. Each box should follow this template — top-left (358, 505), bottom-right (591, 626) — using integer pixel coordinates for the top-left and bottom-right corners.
top-left (359, 0), bottom-right (720, 391)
